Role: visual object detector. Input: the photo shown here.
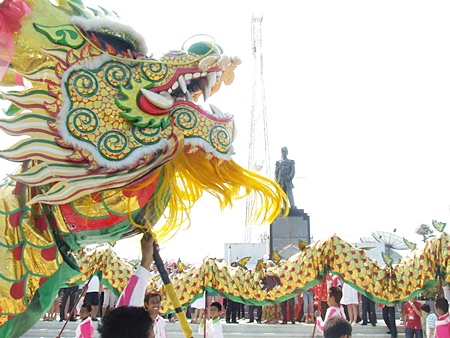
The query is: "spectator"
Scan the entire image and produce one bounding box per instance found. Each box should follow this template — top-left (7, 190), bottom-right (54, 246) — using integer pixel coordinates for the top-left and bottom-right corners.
top-left (280, 296), bottom-right (296, 324)
top-left (302, 289), bottom-right (315, 324)
top-left (84, 275), bottom-right (100, 321)
top-left (435, 298), bottom-right (450, 338)
top-left (341, 282), bottom-right (359, 326)
top-left (101, 286), bottom-right (118, 319)
top-left (225, 262), bottom-right (240, 324)
top-left (314, 286), bottom-right (346, 333)
top-left (149, 263), bottom-right (162, 287)
top-left (403, 298), bottom-right (423, 338)
top-left (323, 315), bottom-right (353, 338)
top-left (44, 289), bottom-right (63, 321)
top-left (247, 305), bottom-right (262, 324)
top-left (420, 303), bottom-right (437, 338)
top-left (190, 292), bottom-right (206, 324)
top-left (237, 302), bottom-right (246, 321)
top-left (361, 294), bottom-right (377, 327)
top-left (59, 285), bottom-right (79, 322)
top-left (382, 304), bottom-right (398, 338)
top-left (224, 296), bottom-right (239, 324)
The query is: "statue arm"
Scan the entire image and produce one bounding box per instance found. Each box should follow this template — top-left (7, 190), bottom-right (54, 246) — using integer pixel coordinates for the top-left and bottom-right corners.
top-left (289, 161), bottom-right (295, 181)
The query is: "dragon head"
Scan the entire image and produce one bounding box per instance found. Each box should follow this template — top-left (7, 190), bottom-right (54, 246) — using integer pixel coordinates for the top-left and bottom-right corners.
top-left (0, 0), bottom-right (285, 246)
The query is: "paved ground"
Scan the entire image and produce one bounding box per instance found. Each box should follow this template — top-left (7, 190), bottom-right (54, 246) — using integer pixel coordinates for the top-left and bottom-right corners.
top-left (23, 318), bottom-right (406, 337)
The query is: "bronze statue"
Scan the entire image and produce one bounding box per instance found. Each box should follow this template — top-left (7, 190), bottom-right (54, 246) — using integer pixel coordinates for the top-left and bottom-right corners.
top-left (275, 147), bottom-right (296, 209)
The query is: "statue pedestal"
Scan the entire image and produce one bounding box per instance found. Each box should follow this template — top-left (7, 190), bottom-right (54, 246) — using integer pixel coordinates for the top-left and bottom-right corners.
top-left (269, 208), bottom-right (310, 260)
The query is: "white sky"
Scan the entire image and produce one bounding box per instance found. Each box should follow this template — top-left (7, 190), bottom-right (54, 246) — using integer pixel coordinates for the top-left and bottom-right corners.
top-left (3, 0), bottom-right (450, 262)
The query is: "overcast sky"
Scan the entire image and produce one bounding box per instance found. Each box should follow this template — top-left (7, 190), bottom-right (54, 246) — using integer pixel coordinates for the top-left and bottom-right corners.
top-left (2, 0), bottom-right (450, 262)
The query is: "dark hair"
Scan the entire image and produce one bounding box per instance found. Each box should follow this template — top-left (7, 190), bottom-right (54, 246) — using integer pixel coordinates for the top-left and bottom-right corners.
top-left (436, 298), bottom-right (449, 313)
top-left (323, 316), bottom-right (352, 338)
top-left (329, 286), bottom-right (343, 304)
top-left (98, 306), bottom-right (153, 338)
top-left (82, 302), bottom-right (92, 312)
top-left (420, 303), bottom-right (431, 313)
top-left (211, 301), bottom-right (222, 312)
top-left (144, 290), bottom-right (161, 305)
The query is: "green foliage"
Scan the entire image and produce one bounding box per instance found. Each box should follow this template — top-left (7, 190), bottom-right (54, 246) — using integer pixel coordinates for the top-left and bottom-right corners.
top-left (421, 284), bottom-right (436, 300)
top-left (415, 224), bottom-right (435, 243)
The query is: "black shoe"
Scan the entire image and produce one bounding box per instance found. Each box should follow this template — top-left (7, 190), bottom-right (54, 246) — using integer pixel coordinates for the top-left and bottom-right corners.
top-left (386, 331), bottom-right (391, 334)
top-left (291, 321), bottom-right (296, 324)
top-left (257, 321), bottom-right (262, 324)
top-left (59, 319), bottom-right (64, 322)
top-left (69, 319), bottom-right (77, 322)
top-left (231, 321), bottom-right (239, 324)
top-left (226, 320), bottom-right (231, 324)
top-left (281, 321), bottom-right (287, 324)
top-left (361, 322), bottom-right (367, 326)
top-left (372, 323), bottom-right (376, 327)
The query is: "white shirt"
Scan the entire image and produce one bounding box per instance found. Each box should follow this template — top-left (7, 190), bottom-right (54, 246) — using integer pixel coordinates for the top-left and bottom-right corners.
top-left (199, 317), bottom-right (223, 338)
top-left (86, 275), bottom-right (100, 293)
top-left (154, 314), bottom-right (167, 338)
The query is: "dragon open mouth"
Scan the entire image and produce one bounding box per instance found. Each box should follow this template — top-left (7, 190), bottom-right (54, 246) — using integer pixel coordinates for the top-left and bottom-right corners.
top-left (140, 68), bottom-right (229, 119)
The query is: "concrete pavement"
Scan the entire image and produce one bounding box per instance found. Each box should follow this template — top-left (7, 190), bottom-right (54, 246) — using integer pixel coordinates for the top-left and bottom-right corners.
top-left (22, 317), bottom-right (406, 337)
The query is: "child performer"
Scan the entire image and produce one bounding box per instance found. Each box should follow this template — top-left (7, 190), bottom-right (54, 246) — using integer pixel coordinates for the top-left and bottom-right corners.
top-left (199, 301), bottom-right (223, 338)
top-left (76, 303), bottom-right (94, 338)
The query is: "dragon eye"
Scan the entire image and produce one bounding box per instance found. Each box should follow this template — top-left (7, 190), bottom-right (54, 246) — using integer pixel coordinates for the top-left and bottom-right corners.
top-left (83, 29), bottom-right (142, 58)
top-left (186, 41), bottom-right (223, 56)
top-left (182, 35), bottom-right (223, 56)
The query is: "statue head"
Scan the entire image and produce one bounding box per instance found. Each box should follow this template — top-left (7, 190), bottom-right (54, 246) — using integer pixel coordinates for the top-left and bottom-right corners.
top-left (281, 147), bottom-right (288, 157)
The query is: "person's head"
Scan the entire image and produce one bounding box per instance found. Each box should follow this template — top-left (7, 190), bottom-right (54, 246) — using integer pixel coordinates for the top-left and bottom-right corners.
top-left (210, 301), bottom-right (222, 319)
top-left (327, 286), bottom-right (343, 307)
top-left (151, 263), bottom-right (158, 273)
top-left (435, 298), bottom-right (449, 316)
top-left (420, 303), bottom-right (431, 315)
top-left (323, 315), bottom-right (352, 338)
top-left (144, 291), bottom-right (162, 318)
top-left (266, 260), bottom-right (275, 268)
top-left (79, 302), bottom-right (92, 320)
top-left (98, 306), bottom-right (154, 338)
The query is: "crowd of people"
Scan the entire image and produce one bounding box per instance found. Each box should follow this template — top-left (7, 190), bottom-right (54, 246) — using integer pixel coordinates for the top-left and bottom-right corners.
top-left (47, 236), bottom-right (450, 338)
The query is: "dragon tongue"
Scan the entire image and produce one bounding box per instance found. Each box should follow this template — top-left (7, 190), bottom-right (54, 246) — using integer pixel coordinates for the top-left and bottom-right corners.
top-left (140, 88), bottom-right (174, 109)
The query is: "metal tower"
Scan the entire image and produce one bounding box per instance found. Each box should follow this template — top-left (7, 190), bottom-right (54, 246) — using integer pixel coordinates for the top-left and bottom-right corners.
top-left (245, 14), bottom-right (271, 243)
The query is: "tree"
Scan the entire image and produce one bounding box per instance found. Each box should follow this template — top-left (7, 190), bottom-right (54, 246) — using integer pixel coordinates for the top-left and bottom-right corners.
top-left (415, 224), bottom-right (435, 243)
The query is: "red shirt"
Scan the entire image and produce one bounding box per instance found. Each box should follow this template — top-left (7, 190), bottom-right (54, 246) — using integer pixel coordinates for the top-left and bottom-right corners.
top-left (404, 301), bottom-right (422, 330)
top-left (313, 284), bottom-right (328, 302)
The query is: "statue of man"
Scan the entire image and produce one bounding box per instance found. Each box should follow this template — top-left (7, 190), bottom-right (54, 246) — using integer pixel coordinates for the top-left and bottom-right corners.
top-left (275, 147), bottom-right (296, 209)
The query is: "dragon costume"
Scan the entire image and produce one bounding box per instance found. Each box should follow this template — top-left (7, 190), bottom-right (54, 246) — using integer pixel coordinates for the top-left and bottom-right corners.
top-left (0, 0), bottom-right (287, 337)
top-left (73, 232), bottom-right (450, 315)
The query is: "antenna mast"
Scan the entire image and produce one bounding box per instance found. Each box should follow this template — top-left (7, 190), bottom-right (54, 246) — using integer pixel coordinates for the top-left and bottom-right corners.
top-left (245, 14), bottom-right (271, 243)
